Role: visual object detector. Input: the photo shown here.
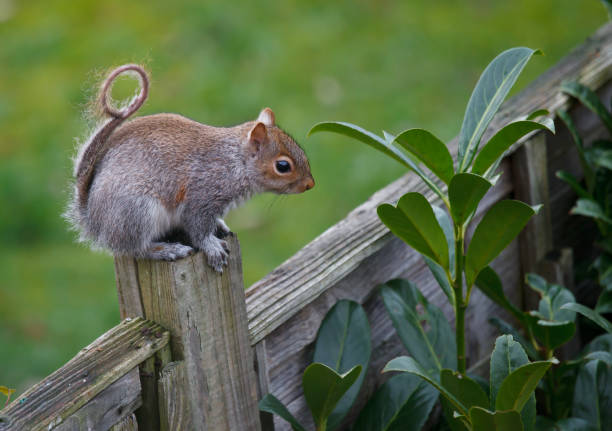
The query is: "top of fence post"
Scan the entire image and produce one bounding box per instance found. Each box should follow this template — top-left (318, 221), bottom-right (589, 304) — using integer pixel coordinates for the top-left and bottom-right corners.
top-left (114, 233), bottom-right (261, 431)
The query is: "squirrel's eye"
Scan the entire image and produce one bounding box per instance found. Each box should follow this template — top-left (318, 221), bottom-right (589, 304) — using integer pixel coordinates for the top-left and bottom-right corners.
top-left (275, 160), bottom-right (291, 174)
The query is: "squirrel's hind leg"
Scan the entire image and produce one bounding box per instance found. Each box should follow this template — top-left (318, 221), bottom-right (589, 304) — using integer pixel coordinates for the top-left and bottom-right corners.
top-left (142, 242), bottom-right (194, 261)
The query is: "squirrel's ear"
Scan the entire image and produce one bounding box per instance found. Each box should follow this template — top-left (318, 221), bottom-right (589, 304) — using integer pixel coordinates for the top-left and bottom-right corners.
top-left (247, 122), bottom-right (267, 152)
top-left (257, 108), bottom-right (275, 127)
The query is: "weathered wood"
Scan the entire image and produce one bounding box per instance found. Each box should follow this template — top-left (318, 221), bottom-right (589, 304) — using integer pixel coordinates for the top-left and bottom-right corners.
top-left (246, 22), bottom-right (612, 346)
top-left (54, 369), bottom-right (140, 431)
top-left (110, 413), bottom-right (138, 431)
top-left (512, 133), bottom-right (554, 310)
top-left (158, 361), bottom-right (191, 431)
top-left (0, 318), bottom-right (169, 431)
top-left (114, 233), bottom-right (261, 431)
top-left (248, 22), bottom-right (612, 431)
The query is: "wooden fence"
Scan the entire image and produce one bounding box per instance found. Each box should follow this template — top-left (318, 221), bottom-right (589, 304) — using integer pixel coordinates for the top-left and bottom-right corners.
top-left (2, 22), bottom-right (612, 431)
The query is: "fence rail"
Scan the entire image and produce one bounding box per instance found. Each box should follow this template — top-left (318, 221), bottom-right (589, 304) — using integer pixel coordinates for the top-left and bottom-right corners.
top-left (2, 22), bottom-right (612, 431)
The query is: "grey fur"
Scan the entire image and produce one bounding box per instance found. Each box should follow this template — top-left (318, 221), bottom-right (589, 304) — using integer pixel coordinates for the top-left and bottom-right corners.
top-left (67, 66), bottom-right (314, 273)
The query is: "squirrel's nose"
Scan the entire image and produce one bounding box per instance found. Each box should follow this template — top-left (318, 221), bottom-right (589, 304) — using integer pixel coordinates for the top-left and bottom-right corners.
top-left (303, 176), bottom-right (315, 191)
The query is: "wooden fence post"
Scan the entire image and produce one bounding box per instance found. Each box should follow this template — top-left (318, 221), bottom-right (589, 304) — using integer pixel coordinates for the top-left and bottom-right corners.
top-left (114, 233), bottom-right (261, 430)
top-left (512, 133), bottom-right (554, 310)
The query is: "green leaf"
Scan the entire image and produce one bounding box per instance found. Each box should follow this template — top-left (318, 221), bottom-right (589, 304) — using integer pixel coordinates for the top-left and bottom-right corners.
top-left (309, 122), bottom-right (445, 200)
top-left (449, 173), bottom-right (492, 225)
top-left (525, 276), bottom-right (576, 322)
top-left (561, 81), bottom-right (612, 134)
top-left (465, 200), bottom-right (537, 287)
top-left (490, 335), bottom-right (536, 431)
top-left (472, 120), bottom-right (554, 176)
top-left (383, 356), bottom-right (468, 417)
top-left (556, 170), bottom-right (590, 199)
top-left (585, 146), bottom-right (612, 171)
top-left (470, 406), bottom-right (524, 431)
top-left (302, 363), bottom-right (362, 429)
top-left (476, 266), bottom-right (524, 322)
top-left (489, 317), bottom-right (538, 360)
top-left (378, 193), bottom-right (449, 268)
top-left (561, 303), bottom-right (612, 333)
top-left (572, 359), bottom-right (612, 429)
top-left (441, 369), bottom-right (489, 412)
top-left (314, 300), bottom-right (371, 430)
top-left (380, 279), bottom-right (456, 371)
top-left (557, 109), bottom-right (594, 191)
top-left (495, 361), bottom-right (552, 412)
top-left (585, 351), bottom-right (612, 366)
top-left (424, 257), bottom-right (454, 304)
top-left (393, 129), bottom-right (454, 184)
top-left (458, 47), bottom-right (541, 171)
top-left (528, 318), bottom-right (576, 351)
top-left (352, 373), bottom-right (438, 431)
top-left (433, 205), bottom-right (456, 278)
top-left (571, 199), bottom-right (612, 224)
top-left (526, 109), bottom-right (551, 120)
top-left (259, 394), bottom-right (307, 431)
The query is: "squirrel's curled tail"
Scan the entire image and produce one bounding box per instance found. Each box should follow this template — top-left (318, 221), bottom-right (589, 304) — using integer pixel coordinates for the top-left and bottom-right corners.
top-left (75, 64), bottom-right (149, 207)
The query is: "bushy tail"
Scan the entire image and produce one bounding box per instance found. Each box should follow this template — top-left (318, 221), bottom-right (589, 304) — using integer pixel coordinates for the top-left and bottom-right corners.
top-left (75, 64), bottom-right (149, 207)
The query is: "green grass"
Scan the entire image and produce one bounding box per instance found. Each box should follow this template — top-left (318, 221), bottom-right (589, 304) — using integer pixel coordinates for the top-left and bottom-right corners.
top-left (0, 0), bottom-right (607, 392)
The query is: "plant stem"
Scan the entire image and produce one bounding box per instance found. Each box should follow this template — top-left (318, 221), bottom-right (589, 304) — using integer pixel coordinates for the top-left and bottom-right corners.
top-left (454, 226), bottom-right (467, 375)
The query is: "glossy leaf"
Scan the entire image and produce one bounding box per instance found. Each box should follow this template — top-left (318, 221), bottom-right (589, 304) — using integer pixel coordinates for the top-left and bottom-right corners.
top-left (383, 356), bottom-right (467, 417)
top-left (441, 369), bottom-right (489, 412)
top-left (314, 300), bottom-right (371, 430)
top-left (378, 193), bottom-right (449, 267)
top-left (489, 317), bottom-right (538, 360)
top-left (561, 81), bottom-right (612, 134)
top-left (571, 198), bottom-right (612, 224)
top-left (496, 361), bottom-right (552, 412)
top-left (470, 406), bottom-right (524, 431)
top-left (528, 318), bottom-right (576, 351)
top-left (458, 47), bottom-right (541, 171)
top-left (556, 170), bottom-right (590, 199)
top-left (465, 200), bottom-right (537, 287)
top-left (380, 279), bottom-right (456, 372)
top-left (352, 373), bottom-right (438, 431)
top-left (302, 363), bottom-right (362, 429)
top-left (561, 303), bottom-right (612, 333)
top-left (557, 109), bottom-right (594, 191)
top-left (586, 146), bottom-right (612, 171)
top-left (432, 205), bottom-right (456, 278)
top-left (259, 394), bottom-right (307, 431)
top-left (572, 359), bottom-right (612, 429)
top-left (472, 120), bottom-right (554, 176)
top-left (449, 173), bottom-right (492, 225)
top-left (309, 122), bottom-right (445, 200)
top-left (393, 129), bottom-right (454, 184)
top-left (424, 257), bottom-right (454, 304)
top-left (585, 351), bottom-right (612, 366)
top-left (476, 266), bottom-right (524, 322)
top-left (490, 335), bottom-right (536, 431)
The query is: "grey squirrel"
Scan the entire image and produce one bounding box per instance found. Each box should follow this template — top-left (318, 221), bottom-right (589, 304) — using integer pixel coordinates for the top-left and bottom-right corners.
top-left (67, 64), bottom-right (314, 272)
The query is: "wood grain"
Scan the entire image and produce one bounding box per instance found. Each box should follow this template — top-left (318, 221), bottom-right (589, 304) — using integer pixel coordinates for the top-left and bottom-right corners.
top-left (114, 233), bottom-right (261, 431)
top-left (0, 318), bottom-right (169, 431)
top-left (110, 414), bottom-right (138, 431)
top-left (54, 369), bottom-right (140, 431)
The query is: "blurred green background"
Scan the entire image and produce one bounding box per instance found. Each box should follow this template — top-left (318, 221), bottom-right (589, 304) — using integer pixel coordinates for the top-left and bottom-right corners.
top-left (0, 0), bottom-right (607, 393)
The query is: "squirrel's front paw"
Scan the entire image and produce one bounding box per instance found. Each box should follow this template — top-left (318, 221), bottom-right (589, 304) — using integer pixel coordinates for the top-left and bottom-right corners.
top-left (201, 235), bottom-right (229, 273)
